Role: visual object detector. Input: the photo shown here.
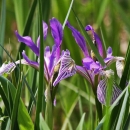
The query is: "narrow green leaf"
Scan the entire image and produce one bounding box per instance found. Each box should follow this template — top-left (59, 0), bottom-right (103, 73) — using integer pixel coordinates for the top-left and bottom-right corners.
top-left (110, 42), bottom-right (130, 129)
top-left (0, 0), bottom-right (6, 65)
top-left (123, 114), bottom-right (130, 130)
top-left (115, 88), bottom-right (129, 130)
top-left (13, 0), bottom-right (25, 34)
top-left (113, 1), bottom-right (130, 33)
top-left (76, 113), bottom-right (86, 130)
top-left (0, 85), bottom-right (10, 117)
top-left (62, 0), bottom-right (74, 29)
top-left (61, 97), bottom-right (78, 130)
top-left (95, 83), bottom-right (130, 130)
top-left (0, 76), bottom-right (34, 130)
top-left (60, 80), bottom-right (95, 105)
top-left (0, 116), bottom-right (8, 122)
top-left (11, 73), bottom-right (23, 130)
top-left (35, 0), bottom-right (44, 129)
top-left (72, 9), bottom-right (105, 67)
top-left (95, 123), bottom-right (103, 130)
top-left (96, 0), bottom-right (109, 27)
top-left (120, 42), bottom-right (130, 89)
top-left (39, 113), bottom-right (50, 130)
top-left (42, 0), bottom-right (51, 23)
top-left (16, 0), bottom-right (38, 60)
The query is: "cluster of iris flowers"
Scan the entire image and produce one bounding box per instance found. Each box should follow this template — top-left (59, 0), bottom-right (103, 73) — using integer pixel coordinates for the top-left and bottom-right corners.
top-left (0, 17), bottom-right (124, 106)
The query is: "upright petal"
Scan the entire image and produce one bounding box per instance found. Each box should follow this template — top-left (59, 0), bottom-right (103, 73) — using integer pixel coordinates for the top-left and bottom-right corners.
top-left (66, 21), bottom-right (89, 57)
top-left (37, 21), bottom-right (48, 48)
top-left (15, 31), bottom-right (39, 56)
top-left (50, 18), bottom-right (63, 46)
top-left (104, 47), bottom-right (114, 63)
top-left (85, 25), bottom-right (104, 57)
top-left (53, 50), bottom-right (76, 86)
top-left (43, 21), bottom-right (48, 39)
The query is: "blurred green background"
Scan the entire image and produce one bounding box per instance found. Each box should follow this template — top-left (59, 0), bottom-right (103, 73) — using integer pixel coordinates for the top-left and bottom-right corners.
top-left (1, 0), bottom-right (130, 129)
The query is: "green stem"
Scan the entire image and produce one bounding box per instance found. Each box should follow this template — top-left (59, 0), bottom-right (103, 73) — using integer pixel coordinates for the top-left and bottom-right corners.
top-left (95, 97), bottom-right (103, 121)
top-left (45, 85), bottom-right (53, 130)
top-left (94, 75), bottom-right (103, 121)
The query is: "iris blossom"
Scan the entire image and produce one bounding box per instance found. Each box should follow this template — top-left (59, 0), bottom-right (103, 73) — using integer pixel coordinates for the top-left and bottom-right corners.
top-left (66, 21), bottom-right (124, 105)
top-left (0, 18), bottom-right (76, 92)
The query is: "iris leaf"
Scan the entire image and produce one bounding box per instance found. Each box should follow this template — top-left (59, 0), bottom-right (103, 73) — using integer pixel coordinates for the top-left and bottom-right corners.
top-left (0, 0), bottom-right (6, 65)
top-left (76, 113), bottom-right (86, 130)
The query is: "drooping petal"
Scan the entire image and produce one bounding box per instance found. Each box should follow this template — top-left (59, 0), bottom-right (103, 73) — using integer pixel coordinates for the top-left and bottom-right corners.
top-left (50, 18), bottom-right (63, 46)
top-left (76, 65), bottom-right (94, 84)
top-left (0, 62), bottom-right (16, 75)
top-left (66, 21), bottom-right (89, 57)
top-left (22, 51), bottom-right (39, 70)
top-left (37, 21), bottom-right (48, 48)
top-left (15, 31), bottom-right (39, 56)
top-left (83, 57), bottom-right (100, 70)
top-left (53, 50), bottom-right (76, 86)
top-left (0, 59), bottom-right (29, 75)
top-left (97, 78), bottom-right (122, 105)
top-left (85, 25), bottom-right (104, 57)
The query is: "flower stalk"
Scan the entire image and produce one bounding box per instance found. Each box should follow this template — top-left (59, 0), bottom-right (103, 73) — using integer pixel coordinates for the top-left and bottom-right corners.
top-left (45, 84), bottom-right (53, 130)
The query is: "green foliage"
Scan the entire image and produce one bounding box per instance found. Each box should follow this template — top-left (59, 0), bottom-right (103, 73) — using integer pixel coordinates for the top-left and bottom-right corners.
top-left (1, 0), bottom-right (130, 130)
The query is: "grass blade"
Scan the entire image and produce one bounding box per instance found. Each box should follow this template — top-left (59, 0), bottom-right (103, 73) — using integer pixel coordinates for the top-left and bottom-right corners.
top-left (0, 84), bottom-right (10, 117)
top-left (113, 1), bottom-right (130, 33)
top-left (123, 114), bottom-right (130, 130)
top-left (95, 83), bottom-right (130, 130)
top-left (0, 0), bottom-right (6, 65)
top-left (96, 0), bottom-right (109, 27)
top-left (62, 0), bottom-right (74, 29)
top-left (35, 0), bottom-right (44, 129)
top-left (39, 113), bottom-right (50, 130)
top-left (16, 0), bottom-right (38, 60)
top-left (120, 42), bottom-right (130, 89)
top-left (115, 88), bottom-right (129, 130)
top-left (76, 113), bottom-right (86, 130)
top-left (0, 76), bottom-right (34, 130)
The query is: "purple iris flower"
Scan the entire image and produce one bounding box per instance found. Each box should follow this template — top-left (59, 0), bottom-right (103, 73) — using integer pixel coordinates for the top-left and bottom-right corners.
top-left (66, 21), bottom-right (123, 105)
top-left (0, 18), bottom-right (76, 87)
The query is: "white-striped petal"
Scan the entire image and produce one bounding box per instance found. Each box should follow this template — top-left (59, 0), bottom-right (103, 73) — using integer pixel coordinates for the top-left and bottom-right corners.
top-left (97, 78), bottom-right (122, 105)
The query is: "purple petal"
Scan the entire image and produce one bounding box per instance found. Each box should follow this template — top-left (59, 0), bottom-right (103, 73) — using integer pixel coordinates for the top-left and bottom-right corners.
top-left (53, 50), bottom-right (76, 86)
top-left (83, 57), bottom-right (100, 70)
top-left (104, 47), bottom-right (114, 63)
top-left (43, 21), bottom-right (48, 39)
top-left (22, 51), bottom-right (39, 70)
top-left (50, 18), bottom-right (63, 46)
top-left (85, 25), bottom-right (104, 57)
top-left (66, 21), bottom-right (89, 57)
top-left (0, 62), bottom-right (16, 75)
top-left (97, 78), bottom-right (122, 105)
top-left (37, 21), bottom-right (48, 48)
top-left (0, 59), bottom-right (29, 75)
top-left (76, 65), bottom-right (94, 84)
top-left (15, 31), bottom-right (39, 56)
top-left (44, 45), bottom-right (58, 77)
